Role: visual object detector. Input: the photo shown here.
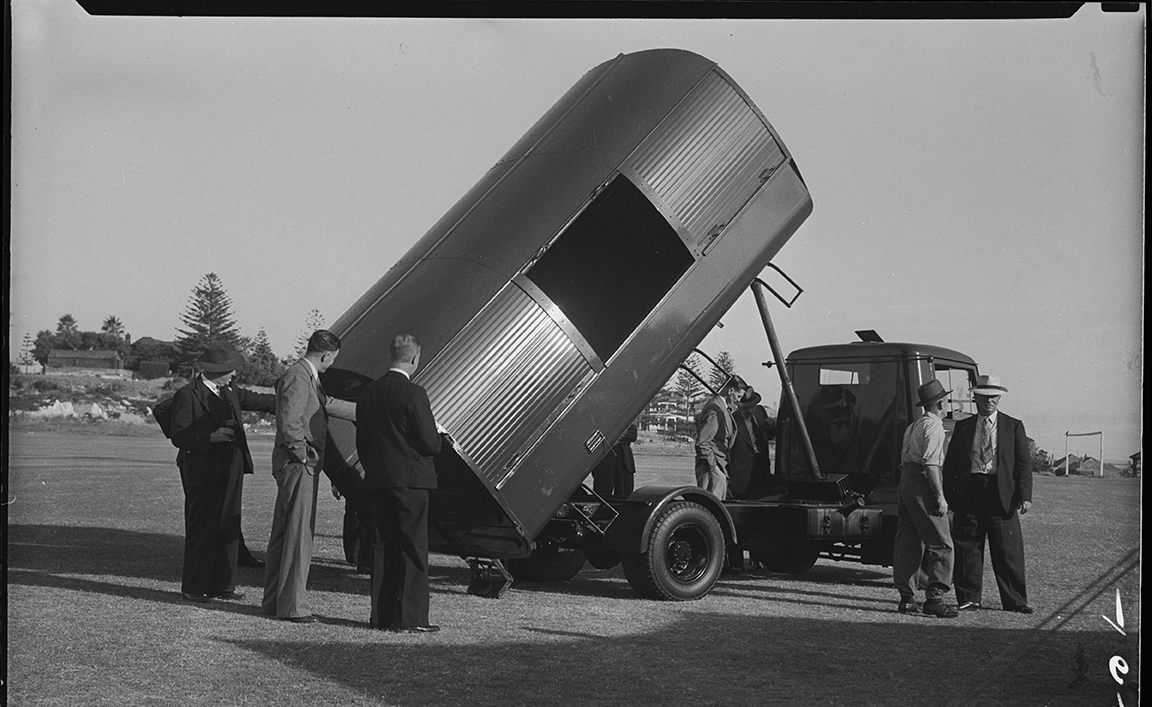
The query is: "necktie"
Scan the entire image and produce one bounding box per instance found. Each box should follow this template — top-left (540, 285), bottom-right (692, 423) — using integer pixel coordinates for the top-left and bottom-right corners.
top-left (980, 416), bottom-right (994, 468)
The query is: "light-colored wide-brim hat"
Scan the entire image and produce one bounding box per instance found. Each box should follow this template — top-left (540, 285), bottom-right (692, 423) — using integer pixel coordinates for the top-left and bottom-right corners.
top-left (971, 374), bottom-right (1008, 397)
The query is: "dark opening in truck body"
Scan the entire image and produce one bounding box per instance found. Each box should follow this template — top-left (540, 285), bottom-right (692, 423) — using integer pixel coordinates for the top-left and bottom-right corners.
top-left (320, 48), bottom-right (813, 562)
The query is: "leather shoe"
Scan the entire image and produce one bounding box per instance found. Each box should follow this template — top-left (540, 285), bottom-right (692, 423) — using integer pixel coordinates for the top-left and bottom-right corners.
top-left (390, 625), bottom-right (440, 634)
top-left (181, 592), bottom-right (212, 603)
top-left (280, 615), bottom-right (318, 624)
top-left (958, 601), bottom-right (982, 611)
top-left (1007, 604), bottom-right (1035, 614)
top-left (897, 598), bottom-right (921, 614)
top-left (922, 601), bottom-right (960, 619)
top-left (208, 591), bottom-right (245, 601)
top-left (238, 555), bottom-right (265, 568)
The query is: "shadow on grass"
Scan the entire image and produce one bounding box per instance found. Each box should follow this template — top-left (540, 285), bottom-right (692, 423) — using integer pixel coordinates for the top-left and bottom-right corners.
top-left (7, 523), bottom-right (479, 608)
top-left (222, 611), bottom-right (1131, 707)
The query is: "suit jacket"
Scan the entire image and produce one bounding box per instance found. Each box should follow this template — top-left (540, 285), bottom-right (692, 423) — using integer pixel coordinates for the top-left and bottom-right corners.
top-left (695, 396), bottom-right (735, 469)
top-left (356, 370), bottom-right (442, 490)
top-left (169, 378), bottom-right (275, 487)
top-left (943, 411), bottom-right (1032, 512)
top-left (273, 358), bottom-right (357, 473)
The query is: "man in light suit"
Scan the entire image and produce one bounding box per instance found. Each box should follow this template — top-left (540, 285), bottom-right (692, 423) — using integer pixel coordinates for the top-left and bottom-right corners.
top-left (356, 333), bottom-right (444, 633)
top-left (694, 375), bottom-right (747, 501)
top-left (943, 374), bottom-right (1034, 614)
top-left (262, 330), bottom-right (356, 623)
top-left (168, 341), bottom-right (275, 602)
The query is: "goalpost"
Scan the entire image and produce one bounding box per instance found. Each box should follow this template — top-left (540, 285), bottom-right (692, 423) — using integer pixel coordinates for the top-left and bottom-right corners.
top-left (1064, 430), bottom-right (1104, 477)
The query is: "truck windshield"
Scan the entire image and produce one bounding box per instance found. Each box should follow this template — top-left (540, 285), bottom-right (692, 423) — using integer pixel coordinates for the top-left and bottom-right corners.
top-left (781, 360), bottom-right (910, 484)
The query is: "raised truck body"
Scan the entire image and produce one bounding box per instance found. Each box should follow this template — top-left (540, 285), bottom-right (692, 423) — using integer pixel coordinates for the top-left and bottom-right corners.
top-left (321, 49), bottom-right (820, 600)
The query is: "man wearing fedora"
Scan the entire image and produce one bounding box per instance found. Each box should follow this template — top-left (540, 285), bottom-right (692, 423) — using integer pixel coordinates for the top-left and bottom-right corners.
top-left (943, 374), bottom-right (1034, 614)
top-left (893, 379), bottom-right (959, 618)
top-left (730, 386), bottom-right (776, 500)
top-left (168, 341), bottom-right (276, 602)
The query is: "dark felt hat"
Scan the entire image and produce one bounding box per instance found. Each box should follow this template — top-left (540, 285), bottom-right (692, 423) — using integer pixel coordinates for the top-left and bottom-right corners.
top-left (739, 387), bottom-right (763, 407)
top-left (915, 379), bottom-right (951, 408)
top-left (196, 341), bottom-right (245, 373)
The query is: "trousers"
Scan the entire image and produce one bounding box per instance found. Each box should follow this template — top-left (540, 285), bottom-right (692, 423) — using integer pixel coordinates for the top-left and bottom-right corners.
top-left (952, 474), bottom-right (1027, 608)
top-left (893, 463), bottom-right (954, 601)
top-left (262, 461), bottom-right (319, 618)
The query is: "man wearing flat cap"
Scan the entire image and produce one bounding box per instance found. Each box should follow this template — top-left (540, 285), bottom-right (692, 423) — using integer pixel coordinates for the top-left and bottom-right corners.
top-left (943, 374), bottom-right (1034, 614)
top-left (893, 379), bottom-right (959, 618)
top-left (168, 341), bottom-right (275, 602)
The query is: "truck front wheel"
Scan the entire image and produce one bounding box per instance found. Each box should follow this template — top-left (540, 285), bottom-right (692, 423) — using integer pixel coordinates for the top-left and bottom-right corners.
top-left (506, 544), bottom-right (586, 582)
top-left (622, 501), bottom-right (724, 600)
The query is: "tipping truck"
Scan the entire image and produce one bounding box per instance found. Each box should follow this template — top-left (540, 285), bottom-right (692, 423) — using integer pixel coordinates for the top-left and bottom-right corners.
top-left (318, 48), bottom-right (896, 601)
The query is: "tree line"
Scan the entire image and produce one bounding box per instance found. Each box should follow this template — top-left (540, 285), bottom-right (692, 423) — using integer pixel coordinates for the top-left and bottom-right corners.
top-left (23, 273), bottom-right (325, 387)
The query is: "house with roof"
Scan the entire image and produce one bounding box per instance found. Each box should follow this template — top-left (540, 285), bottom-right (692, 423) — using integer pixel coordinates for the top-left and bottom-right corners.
top-left (46, 349), bottom-right (124, 371)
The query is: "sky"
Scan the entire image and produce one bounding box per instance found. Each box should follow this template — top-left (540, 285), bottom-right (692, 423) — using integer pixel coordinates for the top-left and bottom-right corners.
top-left (8, 4), bottom-right (1144, 461)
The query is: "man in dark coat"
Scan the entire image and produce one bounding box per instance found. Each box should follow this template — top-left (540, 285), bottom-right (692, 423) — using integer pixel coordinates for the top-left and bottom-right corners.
top-left (591, 422), bottom-right (638, 498)
top-left (942, 374), bottom-right (1034, 614)
top-left (169, 341), bottom-right (275, 602)
top-left (356, 333), bottom-right (444, 633)
top-left (730, 387), bottom-right (776, 500)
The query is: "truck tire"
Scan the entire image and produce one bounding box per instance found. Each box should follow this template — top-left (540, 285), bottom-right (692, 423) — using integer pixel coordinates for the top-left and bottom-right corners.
top-left (621, 501), bottom-right (724, 600)
top-left (750, 540), bottom-right (820, 574)
top-left (506, 545), bottom-right (586, 582)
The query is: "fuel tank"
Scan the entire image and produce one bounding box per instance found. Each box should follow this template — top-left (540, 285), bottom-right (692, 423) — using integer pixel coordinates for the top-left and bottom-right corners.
top-left (322, 48), bottom-right (812, 559)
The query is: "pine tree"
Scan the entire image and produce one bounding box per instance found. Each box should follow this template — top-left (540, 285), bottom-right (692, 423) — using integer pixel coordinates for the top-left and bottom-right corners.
top-left (238, 329), bottom-right (285, 386)
top-left (675, 353), bottom-right (705, 437)
top-left (175, 273), bottom-right (242, 364)
top-left (709, 351), bottom-right (736, 390)
top-left (295, 308), bottom-right (327, 356)
top-left (18, 333), bottom-right (38, 367)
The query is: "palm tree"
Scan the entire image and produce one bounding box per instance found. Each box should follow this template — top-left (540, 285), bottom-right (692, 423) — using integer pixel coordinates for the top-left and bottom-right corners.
top-left (57, 314), bottom-right (78, 334)
top-left (102, 316), bottom-right (126, 340)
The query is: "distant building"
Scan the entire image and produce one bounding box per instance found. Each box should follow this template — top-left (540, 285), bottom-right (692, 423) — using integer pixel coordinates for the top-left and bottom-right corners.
top-left (46, 349), bottom-right (123, 370)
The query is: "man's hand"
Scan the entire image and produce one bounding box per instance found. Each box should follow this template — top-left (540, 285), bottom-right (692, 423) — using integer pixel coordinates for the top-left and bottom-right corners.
top-left (929, 496), bottom-right (948, 517)
top-left (209, 427), bottom-right (236, 443)
top-left (331, 484), bottom-right (343, 500)
top-left (1019, 500), bottom-right (1032, 515)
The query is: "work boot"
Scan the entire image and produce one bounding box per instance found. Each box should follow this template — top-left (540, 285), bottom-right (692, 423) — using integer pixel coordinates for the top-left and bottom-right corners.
top-left (923, 600), bottom-right (959, 619)
top-left (898, 597), bottom-right (921, 614)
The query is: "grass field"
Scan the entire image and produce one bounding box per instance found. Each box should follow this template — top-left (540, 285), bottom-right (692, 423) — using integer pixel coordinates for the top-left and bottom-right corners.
top-left (5, 426), bottom-right (1141, 706)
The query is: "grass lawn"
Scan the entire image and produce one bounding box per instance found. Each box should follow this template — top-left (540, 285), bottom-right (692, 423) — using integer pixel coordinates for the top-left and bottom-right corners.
top-left (5, 425), bottom-right (1141, 706)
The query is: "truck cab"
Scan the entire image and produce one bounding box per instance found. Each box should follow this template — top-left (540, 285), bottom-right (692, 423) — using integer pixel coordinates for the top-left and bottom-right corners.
top-left (768, 335), bottom-right (979, 568)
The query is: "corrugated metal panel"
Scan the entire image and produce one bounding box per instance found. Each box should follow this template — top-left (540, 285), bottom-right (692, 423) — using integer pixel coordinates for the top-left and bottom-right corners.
top-left (417, 282), bottom-right (592, 488)
top-left (626, 71), bottom-right (786, 248)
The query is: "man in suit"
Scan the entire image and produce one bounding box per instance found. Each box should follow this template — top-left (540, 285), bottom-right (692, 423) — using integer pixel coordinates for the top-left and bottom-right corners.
top-left (168, 341), bottom-right (275, 602)
top-left (893, 380), bottom-right (959, 618)
top-left (262, 330), bottom-right (356, 623)
top-left (694, 375), bottom-right (746, 501)
top-left (730, 386), bottom-right (776, 500)
top-left (943, 374), bottom-right (1034, 614)
top-left (356, 333), bottom-right (444, 633)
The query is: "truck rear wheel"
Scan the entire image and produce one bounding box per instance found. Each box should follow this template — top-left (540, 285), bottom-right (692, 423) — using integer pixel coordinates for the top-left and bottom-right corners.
top-left (750, 539), bottom-right (820, 574)
top-left (506, 544), bottom-right (586, 582)
top-left (622, 501), bottom-right (724, 600)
